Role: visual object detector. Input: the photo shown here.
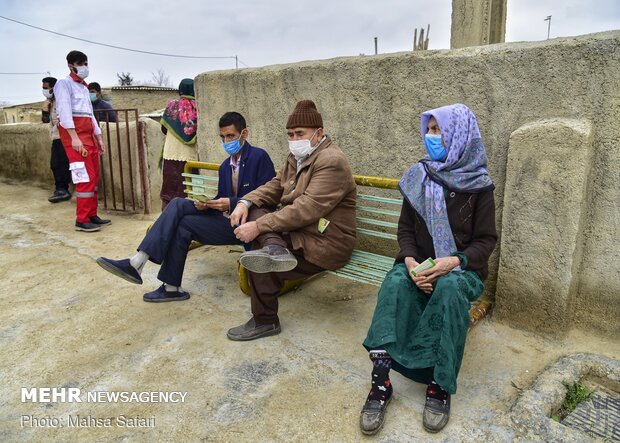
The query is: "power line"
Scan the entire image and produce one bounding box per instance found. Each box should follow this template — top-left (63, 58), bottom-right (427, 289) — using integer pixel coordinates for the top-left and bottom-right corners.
top-left (0, 72), bottom-right (50, 75)
top-left (0, 15), bottom-right (238, 61)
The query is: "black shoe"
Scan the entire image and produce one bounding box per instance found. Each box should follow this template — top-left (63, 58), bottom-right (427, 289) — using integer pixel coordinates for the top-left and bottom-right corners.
top-left (143, 284), bottom-right (190, 303)
top-left (96, 257), bottom-right (143, 284)
top-left (90, 215), bottom-right (111, 226)
top-left (75, 221), bottom-right (101, 232)
top-left (423, 383), bottom-right (450, 433)
top-left (49, 190), bottom-right (71, 203)
top-left (360, 394), bottom-right (392, 435)
top-left (227, 317), bottom-right (281, 341)
top-left (238, 244), bottom-right (298, 273)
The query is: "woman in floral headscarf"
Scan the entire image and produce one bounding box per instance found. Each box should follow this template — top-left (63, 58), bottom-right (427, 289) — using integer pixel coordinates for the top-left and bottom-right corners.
top-left (359, 104), bottom-right (498, 435)
top-left (159, 78), bottom-right (198, 210)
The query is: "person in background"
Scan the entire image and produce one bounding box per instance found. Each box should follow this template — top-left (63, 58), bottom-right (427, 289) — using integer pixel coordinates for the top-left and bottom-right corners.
top-left (159, 78), bottom-right (198, 210)
top-left (96, 112), bottom-right (275, 302)
top-left (42, 76), bottom-right (72, 203)
top-left (87, 82), bottom-right (117, 123)
top-left (54, 50), bottom-right (111, 232)
top-left (359, 104), bottom-right (497, 435)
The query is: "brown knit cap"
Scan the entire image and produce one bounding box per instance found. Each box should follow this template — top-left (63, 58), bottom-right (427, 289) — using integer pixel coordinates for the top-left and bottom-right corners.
top-left (286, 100), bottom-right (323, 129)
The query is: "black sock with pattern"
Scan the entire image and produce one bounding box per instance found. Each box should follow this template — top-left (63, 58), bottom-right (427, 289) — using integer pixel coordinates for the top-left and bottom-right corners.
top-left (427, 379), bottom-right (449, 404)
top-left (366, 350), bottom-right (393, 405)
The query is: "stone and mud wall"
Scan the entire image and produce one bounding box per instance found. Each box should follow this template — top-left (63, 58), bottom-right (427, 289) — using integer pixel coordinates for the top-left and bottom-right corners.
top-left (103, 88), bottom-right (179, 115)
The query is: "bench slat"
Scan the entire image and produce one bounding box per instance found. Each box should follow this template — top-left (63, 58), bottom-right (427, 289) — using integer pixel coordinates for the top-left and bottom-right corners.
top-left (349, 251), bottom-right (395, 266)
top-left (356, 228), bottom-right (397, 241)
top-left (357, 194), bottom-right (402, 205)
top-left (356, 216), bottom-right (398, 230)
top-left (356, 205), bottom-right (401, 217)
top-left (338, 265), bottom-right (391, 280)
top-left (182, 173), bottom-right (219, 182)
top-left (182, 181), bottom-right (218, 189)
top-left (328, 269), bottom-right (385, 286)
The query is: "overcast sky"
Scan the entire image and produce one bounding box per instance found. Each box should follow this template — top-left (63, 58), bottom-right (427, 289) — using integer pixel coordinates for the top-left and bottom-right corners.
top-left (1, 0), bottom-right (619, 106)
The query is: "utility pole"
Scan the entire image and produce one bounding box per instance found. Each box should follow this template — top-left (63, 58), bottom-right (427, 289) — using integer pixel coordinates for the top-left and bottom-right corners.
top-left (374, 37), bottom-right (378, 55)
top-left (544, 15), bottom-right (552, 40)
top-left (235, 55), bottom-right (238, 69)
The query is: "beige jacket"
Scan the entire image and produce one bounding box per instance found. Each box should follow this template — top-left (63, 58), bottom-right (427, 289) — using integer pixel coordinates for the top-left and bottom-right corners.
top-left (49, 100), bottom-right (60, 140)
top-left (244, 137), bottom-right (357, 270)
top-left (162, 131), bottom-right (198, 162)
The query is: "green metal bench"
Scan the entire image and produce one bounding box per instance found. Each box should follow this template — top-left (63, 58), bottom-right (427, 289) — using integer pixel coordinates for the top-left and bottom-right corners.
top-left (182, 162), bottom-right (220, 202)
top-left (328, 175), bottom-right (402, 287)
top-left (182, 161), bottom-right (491, 329)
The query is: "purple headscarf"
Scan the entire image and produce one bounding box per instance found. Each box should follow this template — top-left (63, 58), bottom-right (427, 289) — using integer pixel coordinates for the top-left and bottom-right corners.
top-left (399, 103), bottom-right (493, 263)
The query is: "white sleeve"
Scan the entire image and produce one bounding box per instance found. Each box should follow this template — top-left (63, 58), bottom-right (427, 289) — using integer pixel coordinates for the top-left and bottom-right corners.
top-left (53, 79), bottom-right (75, 129)
top-left (86, 97), bottom-right (101, 135)
top-left (91, 115), bottom-right (102, 135)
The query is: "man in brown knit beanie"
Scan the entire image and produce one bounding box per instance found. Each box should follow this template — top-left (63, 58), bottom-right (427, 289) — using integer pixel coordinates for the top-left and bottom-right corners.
top-left (227, 99), bottom-right (357, 341)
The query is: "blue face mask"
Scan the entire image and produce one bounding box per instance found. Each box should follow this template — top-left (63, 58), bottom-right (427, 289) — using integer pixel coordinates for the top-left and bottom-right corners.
top-left (222, 137), bottom-right (243, 156)
top-left (424, 134), bottom-right (447, 161)
top-left (89, 92), bottom-right (97, 102)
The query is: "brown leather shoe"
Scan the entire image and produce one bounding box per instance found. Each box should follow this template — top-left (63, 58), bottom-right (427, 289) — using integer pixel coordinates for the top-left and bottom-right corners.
top-left (238, 244), bottom-right (298, 273)
top-left (226, 317), bottom-right (281, 341)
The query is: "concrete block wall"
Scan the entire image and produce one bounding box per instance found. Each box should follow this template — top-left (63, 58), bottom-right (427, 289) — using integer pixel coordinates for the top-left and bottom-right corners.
top-left (0, 123), bottom-right (51, 182)
top-left (450, 0), bottom-right (507, 48)
top-left (495, 119), bottom-right (594, 334)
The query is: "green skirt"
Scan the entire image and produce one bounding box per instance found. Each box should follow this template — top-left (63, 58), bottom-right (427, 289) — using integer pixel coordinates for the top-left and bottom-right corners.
top-left (363, 263), bottom-right (484, 394)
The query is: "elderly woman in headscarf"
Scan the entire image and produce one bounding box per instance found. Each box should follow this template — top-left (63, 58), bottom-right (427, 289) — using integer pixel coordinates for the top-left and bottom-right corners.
top-left (159, 78), bottom-right (198, 210)
top-left (359, 104), bottom-right (497, 435)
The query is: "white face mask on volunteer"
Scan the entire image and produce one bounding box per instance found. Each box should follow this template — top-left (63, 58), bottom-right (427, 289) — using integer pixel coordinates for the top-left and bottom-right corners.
top-left (73, 65), bottom-right (89, 80)
top-left (288, 128), bottom-right (320, 160)
top-left (42, 89), bottom-right (53, 99)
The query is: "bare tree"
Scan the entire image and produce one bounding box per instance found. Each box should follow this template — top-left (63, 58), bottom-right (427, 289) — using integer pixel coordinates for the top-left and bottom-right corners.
top-left (116, 72), bottom-right (134, 86)
top-left (149, 68), bottom-right (172, 87)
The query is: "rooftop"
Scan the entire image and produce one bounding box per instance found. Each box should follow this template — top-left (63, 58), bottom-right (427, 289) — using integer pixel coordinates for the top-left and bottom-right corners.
top-left (111, 85), bottom-right (178, 92)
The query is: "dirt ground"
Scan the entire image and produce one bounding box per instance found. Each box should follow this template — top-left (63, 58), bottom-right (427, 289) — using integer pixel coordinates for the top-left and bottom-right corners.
top-left (0, 179), bottom-right (618, 442)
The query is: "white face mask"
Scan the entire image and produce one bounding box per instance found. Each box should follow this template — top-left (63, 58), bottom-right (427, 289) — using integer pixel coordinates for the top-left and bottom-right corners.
top-left (42, 89), bottom-right (53, 99)
top-left (288, 129), bottom-right (320, 160)
top-left (74, 65), bottom-right (89, 80)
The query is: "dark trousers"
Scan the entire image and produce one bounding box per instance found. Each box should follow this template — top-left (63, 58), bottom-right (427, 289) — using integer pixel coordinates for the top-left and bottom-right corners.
top-left (138, 197), bottom-right (242, 286)
top-left (50, 138), bottom-right (71, 191)
top-left (247, 207), bottom-right (325, 325)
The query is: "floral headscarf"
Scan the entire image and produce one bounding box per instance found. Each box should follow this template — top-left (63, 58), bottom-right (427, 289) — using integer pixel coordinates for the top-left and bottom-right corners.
top-left (160, 78), bottom-right (197, 145)
top-left (399, 103), bottom-right (494, 262)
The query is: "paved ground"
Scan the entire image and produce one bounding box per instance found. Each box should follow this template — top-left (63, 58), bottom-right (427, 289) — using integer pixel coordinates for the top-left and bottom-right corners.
top-left (0, 180), bottom-right (618, 442)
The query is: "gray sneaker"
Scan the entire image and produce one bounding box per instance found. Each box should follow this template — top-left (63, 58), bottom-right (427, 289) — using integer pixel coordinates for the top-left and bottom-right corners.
top-left (423, 387), bottom-right (450, 433)
top-left (238, 244), bottom-right (298, 273)
top-left (227, 317), bottom-right (281, 341)
top-left (360, 394), bottom-right (392, 435)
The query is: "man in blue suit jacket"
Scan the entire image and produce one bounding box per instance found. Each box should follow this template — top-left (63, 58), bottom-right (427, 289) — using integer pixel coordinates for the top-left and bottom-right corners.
top-left (96, 112), bottom-right (275, 302)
